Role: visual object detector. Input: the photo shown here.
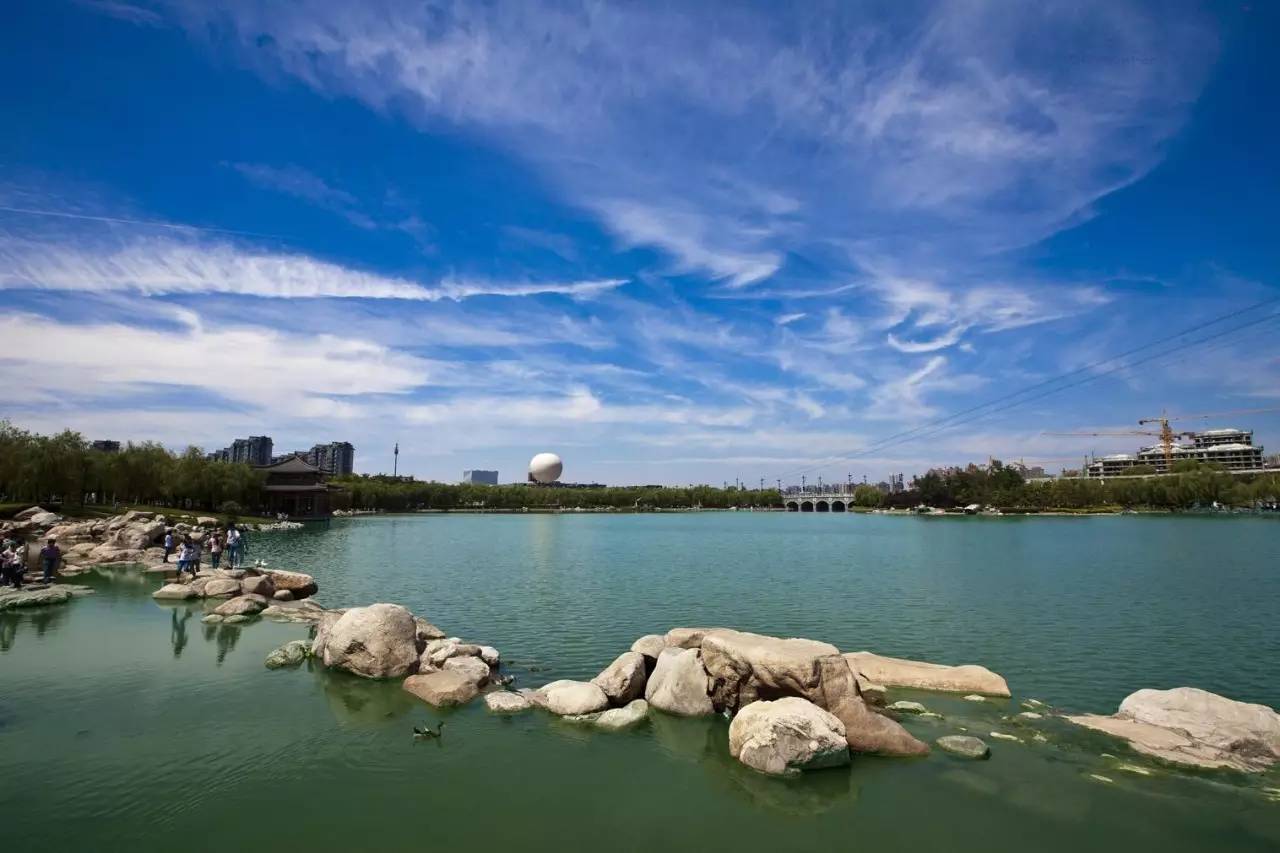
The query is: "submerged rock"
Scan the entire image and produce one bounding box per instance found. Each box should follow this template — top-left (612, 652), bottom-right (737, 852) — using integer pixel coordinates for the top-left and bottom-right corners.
top-left (645, 648), bottom-right (714, 716)
top-left (888, 700), bottom-right (928, 715)
top-left (936, 735), bottom-right (990, 759)
top-left (1067, 687), bottom-right (1280, 773)
top-left (262, 600), bottom-right (326, 623)
top-left (596, 699), bottom-right (649, 730)
top-left (320, 603), bottom-right (420, 679)
top-left (846, 651), bottom-right (1010, 697)
top-left (990, 731), bottom-right (1022, 743)
top-left (484, 691), bottom-right (532, 713)
top-left (201, 614), bottom-right (223, 624)
top-left (591, 651), bottom-right (647, 705)
top-left (0, 585), bottom-right (75, 610)
top-left (404, 671), bottom-right (479, 707)
top-left (729, 697), bottom-right (850, 776)
top-left (265, 640), bottom-right (310, 669)
top-left (537, 680), bottom-right (610, 716)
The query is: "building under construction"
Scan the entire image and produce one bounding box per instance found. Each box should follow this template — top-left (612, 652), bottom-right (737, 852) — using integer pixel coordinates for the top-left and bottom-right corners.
top-left (1086, 428), bottom-right (1265, 477)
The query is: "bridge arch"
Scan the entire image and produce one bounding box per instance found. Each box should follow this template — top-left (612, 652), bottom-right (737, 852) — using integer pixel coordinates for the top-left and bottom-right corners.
top-left (785, 500), bottom-right (800, 512)
top-left (831, 500), bottom-right (847, 512)
top-left (800, 500), bottom-right (814, 512)
top-left (816, 500), bottom-right (830, 512)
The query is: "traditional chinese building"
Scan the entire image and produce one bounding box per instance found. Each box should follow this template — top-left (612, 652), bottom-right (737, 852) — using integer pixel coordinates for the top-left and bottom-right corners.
top-left (255, 455), bottom-right (343, 519)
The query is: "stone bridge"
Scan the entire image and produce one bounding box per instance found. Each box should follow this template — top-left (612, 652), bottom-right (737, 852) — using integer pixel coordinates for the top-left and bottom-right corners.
top-left (783, 491), bottom-right (855, 512)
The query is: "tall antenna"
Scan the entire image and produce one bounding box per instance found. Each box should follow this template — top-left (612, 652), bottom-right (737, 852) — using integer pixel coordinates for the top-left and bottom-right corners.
top-left (393, 442), bottom-right (399, 477)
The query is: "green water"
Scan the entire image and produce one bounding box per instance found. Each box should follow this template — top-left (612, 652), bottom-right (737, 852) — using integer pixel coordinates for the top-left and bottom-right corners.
top-left (2, 513), bottom-right (1278, 851)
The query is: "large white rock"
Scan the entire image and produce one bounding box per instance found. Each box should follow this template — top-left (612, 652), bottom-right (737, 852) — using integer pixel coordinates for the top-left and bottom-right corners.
top-left (700, 628), bottom-right (840, 712)
top-left (645, 648), bottom-right (714, 716)
top-left (729, 697), bottom-right (851, 776)
top-left (263, 569), bottom-right (318, 598)
top-left (212, 594), bottom-right (268, 617)
top-left (404, 671), bottom-right (479, 707)
top-left (485, 691), bottom-right (532, 713)
top-left (845, 652), bottom-right (1011, 697)
top-left (203, 578), bottom-right (241, 598)
top-left (320, 603), bottom-right (420, 679)
top-left (630, 634), bottom-right (666, 661)
top-left (1067, 687), bottom-right (1280, 772)
top-left (537, 680), bottom-right (610, 716)
top-left (152, 583), bottom-right (197, 600)
top-left (443, 655), bottom-right (491, 687)
top-left (591, 651), bottom-right (647, 705)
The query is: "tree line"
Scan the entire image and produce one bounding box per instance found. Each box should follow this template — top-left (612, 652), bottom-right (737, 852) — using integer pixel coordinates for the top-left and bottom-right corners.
top-left (333, 474), bottom-right (779, 511)
top-left (0, 422), bottom-right (263, 513)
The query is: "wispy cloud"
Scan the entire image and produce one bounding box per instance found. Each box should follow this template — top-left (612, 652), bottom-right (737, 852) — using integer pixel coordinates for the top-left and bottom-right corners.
top-left (0, 235), bottom-right (626, 301)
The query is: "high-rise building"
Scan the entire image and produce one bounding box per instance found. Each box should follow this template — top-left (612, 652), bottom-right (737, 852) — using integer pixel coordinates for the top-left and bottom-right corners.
top-left (307, 441), bottom-right (355, 476)
top-left (208, 435), bottom-right (273, 466)
top-left (462, 469), bottom-right (499, 485)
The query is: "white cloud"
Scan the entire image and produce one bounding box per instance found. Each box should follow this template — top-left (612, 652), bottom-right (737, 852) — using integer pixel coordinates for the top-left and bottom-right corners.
top-left (0, 236), bottom-right (626, 301)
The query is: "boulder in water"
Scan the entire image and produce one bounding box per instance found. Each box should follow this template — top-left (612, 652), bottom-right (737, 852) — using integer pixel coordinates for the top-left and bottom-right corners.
top-left (443, 655), bottom-right (491, 686)
top-left (265, 640), bottom-right (310, 669)
top-left (264, 569), bottom-right (317, 599)
top-left (700, 628), bottom-right (840, 713)
top-left (484, 691), bottom-right (532, 713)
top-left (241, 575), bottom-right (275, 597)
top-left (596, 699), bottom-right (649, 730)
top-left (729, 697), bottom-right (850, 776)
top-left (319, 603), bottom-right (420, 679)
top-left (630, 634), bottom-right (666, 662)
top-left (152, 583), bottom-right (197, 601)
top-left (213, 594), bottom-right (268, 617)
top-left (645, 648), bottom-right (714, 716)
top-left (846, 651), bottom-right (1010, 697)
top-left (536, 680), bottom-right (610, 716)
top-left (591, 651), bottom-right (647, 705)
top-left (203, 578), bottom-right (241, 598)
top-left (1067, 687), bottom-right (1280, 772)
top-left (815, 655), bottom-right (930, 757)
top-left (404, 671), bottom-right (479, 707)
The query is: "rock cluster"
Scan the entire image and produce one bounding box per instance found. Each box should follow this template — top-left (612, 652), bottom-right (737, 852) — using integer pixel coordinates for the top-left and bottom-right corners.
top-left (154, 566), bottom-right (318, 623)
top-left (0, 583), bottom-right (92, 611)
top-left (1067, 687), bottom-right (1280, 773)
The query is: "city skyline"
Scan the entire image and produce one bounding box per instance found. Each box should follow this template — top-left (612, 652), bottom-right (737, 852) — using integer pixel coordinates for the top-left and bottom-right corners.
top-left (1, 2), bottom-right (1278, 486)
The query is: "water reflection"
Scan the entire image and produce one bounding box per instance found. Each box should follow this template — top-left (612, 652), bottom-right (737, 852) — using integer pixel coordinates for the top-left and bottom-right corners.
top-left (170, 609), bottom-right (191, 658)
top-left (201, 621), bottom-right (242, 665)
top-left (0, 607), bottom-right (69, 651)
top-left (319, 669), bottom-right (416, 725)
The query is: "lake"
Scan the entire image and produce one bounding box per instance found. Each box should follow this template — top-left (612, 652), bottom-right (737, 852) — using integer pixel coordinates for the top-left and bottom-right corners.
top-left (2, 512), bottom-right (1278, 851)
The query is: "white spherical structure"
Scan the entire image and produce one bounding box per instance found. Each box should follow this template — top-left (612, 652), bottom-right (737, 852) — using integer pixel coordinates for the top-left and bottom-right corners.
top-left (528, 452), bottom-right (564, 484)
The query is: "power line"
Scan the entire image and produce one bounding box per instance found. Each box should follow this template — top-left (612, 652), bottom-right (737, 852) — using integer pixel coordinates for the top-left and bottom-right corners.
top-left (773, 295), bottom-right (1280, 481)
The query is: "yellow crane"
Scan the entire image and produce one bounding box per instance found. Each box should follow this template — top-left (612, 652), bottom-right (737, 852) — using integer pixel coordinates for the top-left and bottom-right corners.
top-left (1046, 407), bottom-right (1280, 472)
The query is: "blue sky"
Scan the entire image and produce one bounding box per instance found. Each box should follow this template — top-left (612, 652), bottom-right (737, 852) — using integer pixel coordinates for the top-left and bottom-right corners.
top-left (1, 0), bottom-right (1277, 485)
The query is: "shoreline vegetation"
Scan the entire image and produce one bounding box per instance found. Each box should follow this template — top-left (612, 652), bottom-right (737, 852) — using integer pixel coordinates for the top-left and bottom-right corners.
top-left (3, 423), bottom-right (1277, 519)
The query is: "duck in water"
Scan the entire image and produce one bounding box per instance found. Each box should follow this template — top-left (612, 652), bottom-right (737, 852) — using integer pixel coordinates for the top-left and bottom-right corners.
top-left (412, 721), bottom-right (445, 740)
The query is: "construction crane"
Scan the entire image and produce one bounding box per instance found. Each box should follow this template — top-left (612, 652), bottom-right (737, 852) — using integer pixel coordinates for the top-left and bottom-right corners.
top-left (1046, 406), bottom-right (1280, 471)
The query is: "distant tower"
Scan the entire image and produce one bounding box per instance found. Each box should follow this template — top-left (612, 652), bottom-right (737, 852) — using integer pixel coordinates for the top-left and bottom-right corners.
top-left (394, 442), bottom-right (399, 477)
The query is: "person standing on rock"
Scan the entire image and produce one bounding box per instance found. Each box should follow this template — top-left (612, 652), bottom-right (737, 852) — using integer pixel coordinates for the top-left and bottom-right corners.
top-left (163, 529), bottom-right (175, 563)
top-left (208, 531), bottom-right (223, 570)
top-left (0, 543), bottom-right (21, 588)
top-left (39, 538), bottom-right (61, 583)
top-left (226, 526), bottom-right (241, 568)
top-left (187, 536), bottom-right (202, 578)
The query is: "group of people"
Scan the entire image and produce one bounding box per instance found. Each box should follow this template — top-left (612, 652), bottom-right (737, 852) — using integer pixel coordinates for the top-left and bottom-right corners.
top-left (1, 537), bottom-right (61, 588)
top-left (163, 525), bottom-right (247, 579)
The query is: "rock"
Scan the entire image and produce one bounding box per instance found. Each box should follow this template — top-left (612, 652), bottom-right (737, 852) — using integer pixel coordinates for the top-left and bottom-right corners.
top-left (700, 628), bottom-right (841, 713)
top-left (846, 652), bottom-right (1010, 697)
top-left (425, 640), bottom-right (484, 668)
top-left (264, 569), bottom-right (317, 598)
top-left (596, 699), bottom-right (649, 730)
top-left (1018, 711), bottom-right (1043, 720)
top-left (1067, 687), bottom-right (1280, 773)
top-left (537, 680), bottom-right (610, 716)
top-left (213, 594), bottom-right (268, 617)
top-left (963, 694), bottom-right (987, 702)
top-left (591, 651), bottom-right (647, 705)
top-left (484, 691), bottom-right (532, 713)
top-left (188, 577), bottom-right (211, 597)
top-left (664, 627), bottom-right (715, 649)
top-left (265, 640), bottom-right (310, 669)
top-left (645, 648), bottom-right (714, 716)
top-left (631, 634), bottom-right (666, 661)
top-left (261, 600), bottom-right (326, 623)
top-left (815, 655), bottom-right (930, 757)
top-left (320, 603), bottom-right (420, 679)
top-left (856, 674), bottom-right (887, 707)
top-left (729, 697), bottom-right (851, 776)
top-left (477, 645), bottom-right (501, 666)
top-left (224, 614), bottom-right (252, 625)
top-left (203, 578), bottom-right (241, 598)
top-left (202, 614), bottom-right (223, 624)
top-left (273, 589), bottom-right (294, 601)
top-left (888, 700), bottom-right (928, 715)
top-left (196, 516), bottom-right (219, 527)
top-left (28, 511), bottom-right (63, 528)
top-left (152, 583), bottom-right (197, 601)
top-left (936, 735), bottom-right (990, 759)
top-left (0, 585), bottom-right (74, 610)
top-left (241, 575), bottom-right (275, 597)
top-left (213, 568), bottom-right (248, 580)
top-left (990, 731), bottom-right (1022, 743)
top-left (444, 655), bottom-right (491, 686)
top-left (414, 617), bottom-right (446, 641)
top-left (13, 505), bottom-right (48, 520)
top-left (310, 610), bottom-right (342, 657)
top-left (403, 671), bottom-right (479, 707)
